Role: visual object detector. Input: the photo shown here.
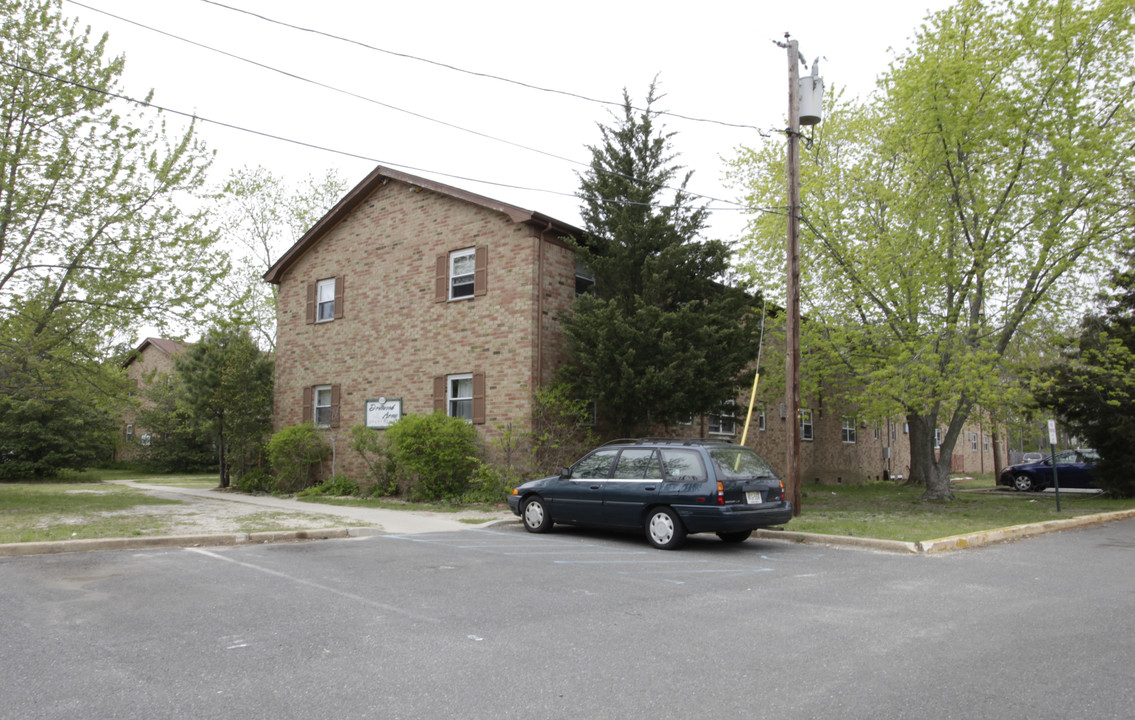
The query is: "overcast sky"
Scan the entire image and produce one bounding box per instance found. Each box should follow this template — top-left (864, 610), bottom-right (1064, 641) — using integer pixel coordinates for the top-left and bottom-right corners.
top-left (62, 0), bottom-right (956, 247)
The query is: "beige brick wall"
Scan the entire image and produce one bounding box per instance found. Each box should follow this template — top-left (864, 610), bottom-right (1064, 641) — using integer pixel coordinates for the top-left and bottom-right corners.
top-left (272, 180), bottom-right (575, 478)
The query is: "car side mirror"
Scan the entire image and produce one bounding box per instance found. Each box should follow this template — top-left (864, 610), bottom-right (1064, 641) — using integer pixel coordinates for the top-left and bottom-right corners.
top-left (559, 467), bottom-right (572, 480)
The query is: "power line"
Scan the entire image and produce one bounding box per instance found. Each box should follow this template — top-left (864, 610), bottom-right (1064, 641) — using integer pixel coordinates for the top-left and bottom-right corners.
top-left (62, 1), bottom-right (770, 212)
top-left (2, 58), bottom-right (783, 217)
top-left (194, 0), bottom-right (776, 135)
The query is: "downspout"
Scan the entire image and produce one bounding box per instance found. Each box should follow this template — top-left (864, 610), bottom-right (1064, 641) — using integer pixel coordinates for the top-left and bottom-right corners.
top-left (535, 223), bottom-right (552, 389)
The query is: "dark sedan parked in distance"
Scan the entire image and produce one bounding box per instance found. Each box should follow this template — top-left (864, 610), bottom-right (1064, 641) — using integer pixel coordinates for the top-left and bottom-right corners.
top-left (997, 449), bottom-right (1101, 492)
top-left (508, 438), bottom-right (792, 549)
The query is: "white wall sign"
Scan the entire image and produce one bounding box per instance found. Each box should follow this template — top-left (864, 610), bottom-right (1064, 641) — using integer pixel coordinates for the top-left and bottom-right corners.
top-left (365, 397), bottom-right (402, 428)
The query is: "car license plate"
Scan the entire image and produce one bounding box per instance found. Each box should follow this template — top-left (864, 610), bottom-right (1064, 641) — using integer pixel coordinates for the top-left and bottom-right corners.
top-left (746, 491), bottom-right (762, 504)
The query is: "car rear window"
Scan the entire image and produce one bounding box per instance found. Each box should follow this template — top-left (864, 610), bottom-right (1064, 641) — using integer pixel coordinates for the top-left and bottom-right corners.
top-left (659, 449), bottom-right (707, 481)
top-left (709, 447), bottom-right (777, 480)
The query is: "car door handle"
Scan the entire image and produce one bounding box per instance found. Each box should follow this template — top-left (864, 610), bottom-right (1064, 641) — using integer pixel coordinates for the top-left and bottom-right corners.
top-left (644, 486), bottom-right (656, 491)
top-left (590, 485), bottom-right (601, 490)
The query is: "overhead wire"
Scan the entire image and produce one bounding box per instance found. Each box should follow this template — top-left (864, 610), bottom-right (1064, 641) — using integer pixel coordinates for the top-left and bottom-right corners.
top-left (194, 0), bottom-right (776, 135)
top-left (56, 0), bottom-right (784, 217)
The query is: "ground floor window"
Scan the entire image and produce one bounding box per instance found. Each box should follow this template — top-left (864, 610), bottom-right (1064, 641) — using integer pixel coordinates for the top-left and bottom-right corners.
top-left (708, 401), bottom-right (736, 435)
top-left (801, 409), bottom-right (814, 441)
top-left (841, 417), bottom-right (856, 444)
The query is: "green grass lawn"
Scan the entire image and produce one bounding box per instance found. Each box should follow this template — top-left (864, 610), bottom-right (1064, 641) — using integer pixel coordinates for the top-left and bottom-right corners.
top-left (787, 479), bottom-right (1135, 542)
top-left (0, 483), bottom-right (185, 543)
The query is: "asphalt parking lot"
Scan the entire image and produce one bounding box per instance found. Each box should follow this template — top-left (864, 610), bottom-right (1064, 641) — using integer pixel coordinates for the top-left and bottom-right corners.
top-left (3, 519), bottom-right (1134, 720)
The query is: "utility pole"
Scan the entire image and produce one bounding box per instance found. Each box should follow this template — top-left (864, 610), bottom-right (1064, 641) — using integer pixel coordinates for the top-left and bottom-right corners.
top-left (783, 34), bottom-right (803, 516)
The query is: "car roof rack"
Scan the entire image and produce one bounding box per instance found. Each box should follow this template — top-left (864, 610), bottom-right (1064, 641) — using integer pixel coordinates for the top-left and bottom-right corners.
top-left (600, 437), bottom-right (738, 447)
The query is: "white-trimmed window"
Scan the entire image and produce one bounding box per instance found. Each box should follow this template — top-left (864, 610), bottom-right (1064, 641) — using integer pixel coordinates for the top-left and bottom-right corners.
top-left (934, 428), bottom-right (942, 448)
top-left (970, 432), bottom-right (978, 451)
top-left (758, 403), bottom-right (767, 432)
top-left (800, 409), bottom-right (814, 441)
top-left (314, 385), bottom-right (333, 426)
top-left (449, 248), bottom-right (476, 300)
top-left (448, 374), bottom-right (474, 420)
top-left (708, 401), bottom-right (736, 435)
top-left (126, 423), bottom-right (134, 438)
top-left (316, 278), bottom-right (336, 321)
top-left (140, 433), bottom-right (152, 447)
top-left (841, 417), bottom-right (857, 444)
top-left (306, 277), bottom-right (344, 324)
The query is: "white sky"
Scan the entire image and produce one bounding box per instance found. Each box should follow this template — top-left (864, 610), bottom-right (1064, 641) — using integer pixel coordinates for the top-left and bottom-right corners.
top-left (61, 0), bottom-right (957, 249)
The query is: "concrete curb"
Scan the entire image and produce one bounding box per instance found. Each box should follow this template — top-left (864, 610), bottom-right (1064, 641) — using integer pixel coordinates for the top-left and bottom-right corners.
top-left (757, 529), bottom-right (920, 554)
top-left (756, 508), bottom-right (1135, 554)
top-left (4, 510), bottom-right (1132, 558)
top-left (915, 508), bottom-right (1135, 553)
top-left (0, 527), bottom-right (384, 557)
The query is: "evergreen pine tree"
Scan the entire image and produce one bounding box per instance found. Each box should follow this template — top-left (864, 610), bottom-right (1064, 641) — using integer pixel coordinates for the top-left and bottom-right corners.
top-left (562, 83), bottom-right (763, 435)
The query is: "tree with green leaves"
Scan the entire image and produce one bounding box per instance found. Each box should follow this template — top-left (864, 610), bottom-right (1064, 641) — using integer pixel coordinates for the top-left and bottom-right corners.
top-left (729, 0), bottom-right (1134, 500)
top-left (212, 166), bottom-right (346, 350)
top-left (133, 369), bottom-right (215, 474)
top-left (1034, 247), bottom-right (1135, 497)
top-left (176, 325), bottom-right (273, 488)
top-left (563, 83), bottom-right (763, 435)
top-left (0, 0), bottom-right (225, 475)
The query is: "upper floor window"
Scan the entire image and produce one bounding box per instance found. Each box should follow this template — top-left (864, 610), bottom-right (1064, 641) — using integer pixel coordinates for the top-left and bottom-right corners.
top-left (306, 277), bottom-right (344, 324)
top-left (316, 279), bottom-right (336, 321)
top-left (437, 247), bottom-right (488, 302)
top-left (758, 403), bottom-right (767, 432)
top-left (575, 261), bottom-right (595, 296)
top-left (449, 249), bottom-right (476, 299)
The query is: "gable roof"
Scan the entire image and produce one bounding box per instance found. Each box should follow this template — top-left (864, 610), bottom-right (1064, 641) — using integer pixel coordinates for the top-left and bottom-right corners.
top-left (263, 165), bottom-right (585, 285)
top-left (123, 337), bottom-right (187, 368)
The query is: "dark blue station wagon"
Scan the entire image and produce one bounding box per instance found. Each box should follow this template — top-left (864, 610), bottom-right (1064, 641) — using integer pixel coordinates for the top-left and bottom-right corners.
top-left (508, 438), bottom-right (793, 549)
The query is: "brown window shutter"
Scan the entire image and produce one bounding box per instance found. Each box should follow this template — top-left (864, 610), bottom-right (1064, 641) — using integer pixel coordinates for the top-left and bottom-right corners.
top-left (472, 372), bottom-right (486, 424)
top-left (433, 376), bottom-right (446, 413)
top-left (334, 275), bottom-right (345, 319)
top-left (305, 282), bottom-right (316, 324)
top-left (474, 246), bottom-right (488, 297)
top-left (330, 384), bottom-right (341, 428)
top-left (302, 386), bottom-right (313, 424)
top-left (435, 255), bottom-right (447, 302)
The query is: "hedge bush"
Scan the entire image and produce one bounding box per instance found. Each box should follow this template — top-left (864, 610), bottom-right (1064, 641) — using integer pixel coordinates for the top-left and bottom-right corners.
top-left (385, 412), bottom-right (481, 501)
top-left (266, 425), bottom-right (330, 493)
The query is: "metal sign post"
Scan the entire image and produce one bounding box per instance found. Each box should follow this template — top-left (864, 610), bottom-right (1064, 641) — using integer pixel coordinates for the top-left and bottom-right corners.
top-left (1048, 419), bottom-right (1061, 512)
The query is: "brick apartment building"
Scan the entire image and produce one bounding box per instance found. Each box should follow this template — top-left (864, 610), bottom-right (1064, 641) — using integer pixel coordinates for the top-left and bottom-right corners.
top-left (264, 165), bottom-right (1000, 483)
top-left (116, 337), bottom-right (186, 461)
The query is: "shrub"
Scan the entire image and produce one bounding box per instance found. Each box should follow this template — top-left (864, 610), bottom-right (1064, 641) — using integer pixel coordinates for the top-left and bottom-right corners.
top-left (385, 412), bottom-right (481, 502)
top-left (266, 425), bottom-right (330, 493)
top-left (460, 462), bottom-right (509, 504)
top-left (348, 425), bottom-right (398, 496)
top-left (297, 473), bottom-right (359, 498)
top-left (235, 467), bottom-right (274, 494)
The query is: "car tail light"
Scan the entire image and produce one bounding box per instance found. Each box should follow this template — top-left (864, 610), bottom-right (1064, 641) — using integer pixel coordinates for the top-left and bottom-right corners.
top-left (778, 480), bottom-right (785, 500)
top-left (716, 481), bottom-right (725, 506)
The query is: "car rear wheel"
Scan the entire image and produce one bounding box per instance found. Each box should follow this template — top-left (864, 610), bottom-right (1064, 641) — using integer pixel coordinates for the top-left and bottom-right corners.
top-left (716, 530), bottom-right (752, 543)
top-left (521, 496), bottom-right (553, 533)
top-left (1013, 474), bottom-right (1037, 492)
top-left (645, 507), bottom-right (686, 550)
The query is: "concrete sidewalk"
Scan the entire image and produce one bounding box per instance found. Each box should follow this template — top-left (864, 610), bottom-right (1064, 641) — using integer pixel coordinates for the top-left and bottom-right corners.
top-left (0, 481), bottom-right (515, 557)
top-left (113, 480), bottom-right (514, 535)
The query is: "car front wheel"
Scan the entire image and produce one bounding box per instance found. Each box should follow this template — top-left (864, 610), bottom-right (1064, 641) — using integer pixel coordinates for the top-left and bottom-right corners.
top-left (521, 496), bottom-right (553, 533)
top-left (1013, 474), bottom-right (1038, 492)
top-left (645, 507), bottom-right (686, 550)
